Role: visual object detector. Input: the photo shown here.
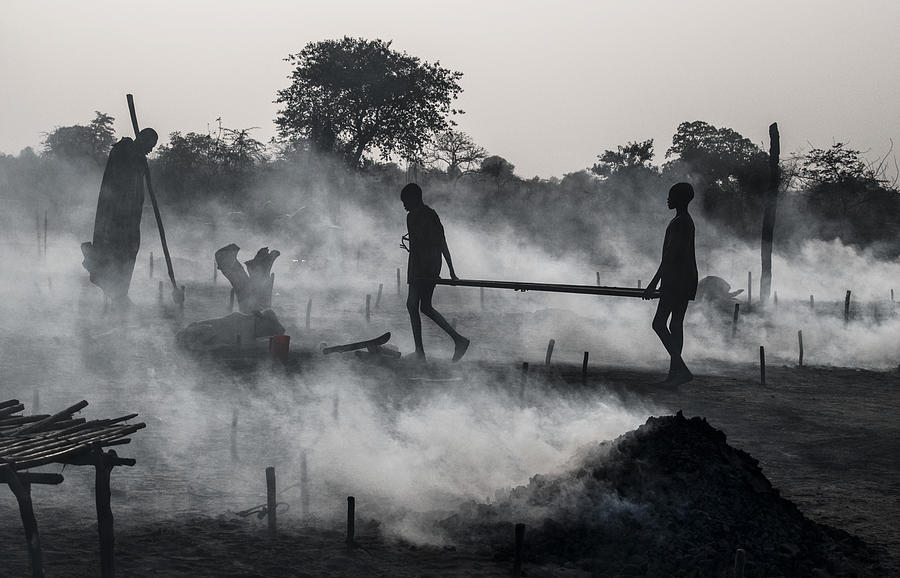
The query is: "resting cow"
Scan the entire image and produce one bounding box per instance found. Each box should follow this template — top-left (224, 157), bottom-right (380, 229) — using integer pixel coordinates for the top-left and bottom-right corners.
top-left (175, 309), bottom-right (285, 352)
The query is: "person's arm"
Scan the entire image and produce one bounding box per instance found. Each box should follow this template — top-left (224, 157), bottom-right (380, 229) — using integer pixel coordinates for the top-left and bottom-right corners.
top-left (643, 264), bottom-right (662, 299)
top-left (441, 236), bottom-right (458, 281)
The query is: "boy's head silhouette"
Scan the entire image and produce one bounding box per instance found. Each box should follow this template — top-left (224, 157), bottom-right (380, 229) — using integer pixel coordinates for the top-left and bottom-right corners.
top-left (401, 183), bottom-right (423, 211)
top-left (667, 182), bottom-right (694, 210)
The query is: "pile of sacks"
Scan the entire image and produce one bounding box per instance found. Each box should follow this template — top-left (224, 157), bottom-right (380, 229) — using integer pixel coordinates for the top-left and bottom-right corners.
top-left (441, 412), bottom-right (887, 576)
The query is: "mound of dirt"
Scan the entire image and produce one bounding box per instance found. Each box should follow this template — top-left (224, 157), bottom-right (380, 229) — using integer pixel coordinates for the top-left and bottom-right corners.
top-left (442, 412), bottom-right (887, 577)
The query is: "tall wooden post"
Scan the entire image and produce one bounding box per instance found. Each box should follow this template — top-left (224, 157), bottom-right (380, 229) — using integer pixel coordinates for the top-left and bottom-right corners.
top-left (731, 303), bottom-right (741, 339)
top-left (798, 330), bottom-right (804, 367)
top-left (760, 122), bottom-right (780, 304)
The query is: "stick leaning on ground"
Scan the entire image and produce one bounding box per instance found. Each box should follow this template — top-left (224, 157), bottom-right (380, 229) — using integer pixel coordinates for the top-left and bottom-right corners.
top-left (126, 93), bottom-right (183, 305)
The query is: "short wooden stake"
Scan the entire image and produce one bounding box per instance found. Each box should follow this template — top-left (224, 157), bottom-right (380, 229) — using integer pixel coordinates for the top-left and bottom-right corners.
top-left (520, 362), bottom-right (529, 406)
top-left (581, 352), bottom-right (589, 383)
top-left (747, 271), bottom-right (752, 310)
top-left (773, 291), bottom-right (778, 307)
top-left (733, 547), bottom-right (746, 578)
top-left (759, 346), bottom-right (766, 386)
top-left (397, 267), bottom-right (401, 296)
top-left (158, 281), bottom-right (163, 303)
top-left (229, 288), bottom-right (235, 312)
top-left (346, 496), bottom-right (355, 546)
top-left (365, 294), bottom-right (371, 323)
top-left (637, 279), bottom-right (642, 289)
top-left (43, 210), bottom-right (48, 257)
top-left (230, 409), bottom-right (238, 461)
top-left (844, 290), bottom-right (851, 325)
top-left (798, 330), bottom-right (804, 367)
top-left (149, 252), bottom-right (154, 278)
top-left (891, 288), bottom-right (895, 302)
top-left (596, 271), bottom-right (600, 286)
top-left (375, 283), bottom-right (383, 309)
top-left (333, 395), bottom-right (339, 422)
top-left (355, 248), bottom-right (360, 270)
top-left (266, 466), bottom-right (277, 536)
top-left (544, 339), bottom-right (555, 366)
top-left (809, 295), bottom-right (814, 311)
top-left (32, 390), bottom-right (39, 414)
top-left (731, 303), bottom-right (740, 339)
top-left (513, 523), bottom-right (525, 576)
top-left (306, 298), bottom-right (312, 330)
top-left (300, 451), bottom-right (310, 517)
top-left (213, 260), bottom-right (217, 284)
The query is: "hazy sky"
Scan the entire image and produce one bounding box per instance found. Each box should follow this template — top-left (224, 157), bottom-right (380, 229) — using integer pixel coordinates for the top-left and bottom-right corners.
top-left (3, 0), bottom-right (899, 178)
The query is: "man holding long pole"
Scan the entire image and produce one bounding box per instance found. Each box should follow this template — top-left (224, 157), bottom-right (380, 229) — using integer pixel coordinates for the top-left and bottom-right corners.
top-left (81, 124), bottom-right (158, 310)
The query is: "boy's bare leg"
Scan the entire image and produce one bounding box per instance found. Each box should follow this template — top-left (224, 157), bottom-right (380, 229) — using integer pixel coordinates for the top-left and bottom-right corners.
top-left (652, 298), bottom-right (691, 383)
top-left (406, 284), bottom-right (426, 359)
top-left (418, 283), bottom-right (469, 361)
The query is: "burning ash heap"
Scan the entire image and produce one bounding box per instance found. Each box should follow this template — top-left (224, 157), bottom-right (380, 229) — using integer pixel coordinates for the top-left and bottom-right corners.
top-left (444, 412), bottom-right (885, 577)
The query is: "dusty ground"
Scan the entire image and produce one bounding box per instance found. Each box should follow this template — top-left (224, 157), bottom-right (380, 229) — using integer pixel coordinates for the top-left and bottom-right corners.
top-left (1, 276), bottom-right (898, 577)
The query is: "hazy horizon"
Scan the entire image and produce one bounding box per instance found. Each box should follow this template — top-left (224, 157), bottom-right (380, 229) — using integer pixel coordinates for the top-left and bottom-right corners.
top-left (3, 0), bottom-right (900, 178)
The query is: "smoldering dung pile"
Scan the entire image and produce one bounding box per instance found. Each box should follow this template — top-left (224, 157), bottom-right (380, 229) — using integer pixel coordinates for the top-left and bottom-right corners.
top-left (442, 412), bottom-right (887, 577)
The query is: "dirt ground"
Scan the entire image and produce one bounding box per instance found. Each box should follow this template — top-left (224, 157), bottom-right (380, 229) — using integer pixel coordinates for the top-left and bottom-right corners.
top-left (1, 277), bottom-right (898, 577)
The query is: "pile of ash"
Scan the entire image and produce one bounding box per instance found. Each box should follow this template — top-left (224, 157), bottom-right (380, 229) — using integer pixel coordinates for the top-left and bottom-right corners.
top-left (441, 412), bottom-right (887, 577)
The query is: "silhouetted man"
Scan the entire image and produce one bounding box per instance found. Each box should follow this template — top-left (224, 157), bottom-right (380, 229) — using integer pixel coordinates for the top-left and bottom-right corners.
top-left (401, 183), bottom-right (469, 362)
top-left (82, 128), bottom-right (158, 308)
top-left (643, 182), bottom-right (698, 386)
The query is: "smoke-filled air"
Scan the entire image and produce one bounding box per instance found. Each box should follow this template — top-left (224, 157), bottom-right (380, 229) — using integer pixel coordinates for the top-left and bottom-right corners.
top-left (1, 15), bottom-right (899, 578)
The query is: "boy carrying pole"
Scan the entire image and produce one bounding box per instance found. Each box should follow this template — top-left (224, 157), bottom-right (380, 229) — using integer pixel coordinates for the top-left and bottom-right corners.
top-left (643, 183), bottom-right (699, 386)
top-left (401, 183), bottom-right (469, 362)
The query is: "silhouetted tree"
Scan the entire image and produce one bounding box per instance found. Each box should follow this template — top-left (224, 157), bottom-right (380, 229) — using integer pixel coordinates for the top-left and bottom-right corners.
top-left (42, 111), bottom-right (116, 166)
top-left (275, 37), bottom-right (463, 168)
top-left (591, 139), bottom-right (656, 178)
top-left (479, 155), bottom-right (516, 194)
top-left (421, 129), bottom-right (486, 181)
top-left (665, 121), bottom-right (768, 236)
top-left (796, 142), bottom-right (899, 244)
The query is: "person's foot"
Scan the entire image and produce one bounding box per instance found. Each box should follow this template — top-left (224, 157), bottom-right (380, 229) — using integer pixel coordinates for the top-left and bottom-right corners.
top-left (666, 367), bottom-right (693, 387)
top-left (452, 337), bottom-right (470, 362)
top-left (405, 350), bottom-right (426, 362)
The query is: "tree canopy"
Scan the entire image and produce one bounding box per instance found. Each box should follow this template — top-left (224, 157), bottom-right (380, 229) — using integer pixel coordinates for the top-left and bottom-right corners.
top-left (42, 111), bottom-right (116, 165)
top-left (275, 37), bottom-right (463, 168)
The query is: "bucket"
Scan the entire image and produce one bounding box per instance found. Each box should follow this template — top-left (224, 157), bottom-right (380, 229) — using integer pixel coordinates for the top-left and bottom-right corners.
top-left (269, 334), bottom-right (290, 364)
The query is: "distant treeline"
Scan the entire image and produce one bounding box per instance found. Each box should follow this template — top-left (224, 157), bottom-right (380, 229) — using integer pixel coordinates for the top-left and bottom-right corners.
top-left (1, 36), bottom-right (898, 260)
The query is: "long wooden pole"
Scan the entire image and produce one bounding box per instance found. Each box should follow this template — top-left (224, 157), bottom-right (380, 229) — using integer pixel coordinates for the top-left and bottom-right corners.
top-left (431, 278), bottom-right (660, 298)
top-left (126, 94), bottom-right (182, 305)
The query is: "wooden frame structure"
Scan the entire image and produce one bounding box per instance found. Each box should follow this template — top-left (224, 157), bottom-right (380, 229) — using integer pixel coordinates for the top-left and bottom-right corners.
top-left (1, 398), bottom-right (145, 577)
